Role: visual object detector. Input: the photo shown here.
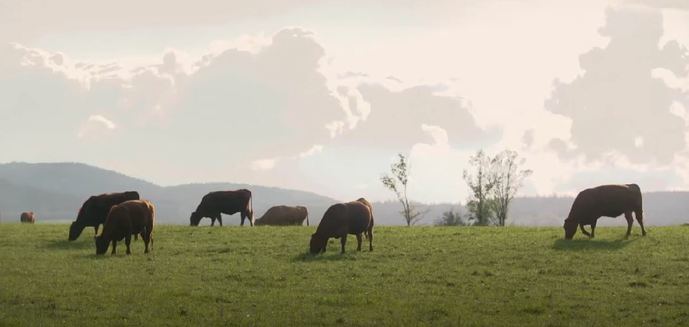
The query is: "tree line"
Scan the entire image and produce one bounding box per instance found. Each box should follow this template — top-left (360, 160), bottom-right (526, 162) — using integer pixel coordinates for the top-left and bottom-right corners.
top-left (381, 149), bottom-right (531, 226)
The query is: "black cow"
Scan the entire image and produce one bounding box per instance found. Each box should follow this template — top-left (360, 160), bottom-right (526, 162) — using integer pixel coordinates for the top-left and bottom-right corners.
top-left (69, 191), bottom-right (140, 241)
top-left (190, 189), bottom-right (254, 226)
top-left (563, 184), bottom-right (646, 240)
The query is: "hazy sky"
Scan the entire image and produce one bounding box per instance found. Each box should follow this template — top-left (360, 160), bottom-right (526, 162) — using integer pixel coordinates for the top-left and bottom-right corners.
top-left (1, 0), bottom-right (688, 202)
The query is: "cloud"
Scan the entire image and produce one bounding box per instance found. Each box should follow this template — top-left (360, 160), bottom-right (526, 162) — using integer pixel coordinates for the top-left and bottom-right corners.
top-left (625, 0), bottom-right (689, 10)
top-left (298, 145), bottom-right (323, 158)
top-left (335, 83), bottom-right (499, 151)
top-left (78, 115), bottom-right (117, 138)
top-left (250, 158), bottom-right (277, 171)
top-left (545, 6), bottom-right (689, 164)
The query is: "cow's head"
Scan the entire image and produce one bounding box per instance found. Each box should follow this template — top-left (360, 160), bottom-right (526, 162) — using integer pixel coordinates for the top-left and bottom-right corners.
top-left (94, 235), bottom-right (108, 255)
top-left (68, 222), bottom-right (83, 241)
top-left (309, 233), bottom-right (326, 255)
top-left (563, 219), bottom-right (577, 240)
top-left (189, 211), bottom-right (201, 226)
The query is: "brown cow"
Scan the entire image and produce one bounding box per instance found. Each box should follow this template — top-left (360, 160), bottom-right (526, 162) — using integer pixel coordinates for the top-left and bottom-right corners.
top-left (255, 205), bottom-right (309, 226)
top-left (309, 199), bottom-right (374, 254)
top-left (95, 200), bottom-right (155, 255)
top-left (190, 189), bottom-right (254, 226)
top-left (563, 184), bottom-right (646, 240)
top-left (20, 212), bottom-right (35, 224)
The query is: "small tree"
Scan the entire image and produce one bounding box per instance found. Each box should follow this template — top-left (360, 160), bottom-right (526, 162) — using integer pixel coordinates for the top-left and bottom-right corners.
top-left (381, 154), bottom-right (422, 226)
top-left (463, 150), bottom-right (497, 225)
top-left (491, 150), bottom-right (532, 226)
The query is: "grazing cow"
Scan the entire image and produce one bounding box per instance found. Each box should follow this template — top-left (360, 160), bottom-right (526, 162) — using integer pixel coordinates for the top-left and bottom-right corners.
top-left (190, 189), bottom-right (254, 226)
top-left (20, 212), bottom-right (36, 224)
top-left (310, 199), bottom-right (374, 254)
top-left (69, 191), bottom-right (140, 241)
top-left (563, 184), bottom-right (646, 240)
top-left (95, 200), bottom-right (155, 255)
top-left (255, 205), bottom-right (309, 226)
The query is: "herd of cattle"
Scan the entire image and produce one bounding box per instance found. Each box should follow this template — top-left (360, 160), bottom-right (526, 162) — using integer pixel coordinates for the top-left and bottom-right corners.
top-left (15, 183), bottom-right (648, 255)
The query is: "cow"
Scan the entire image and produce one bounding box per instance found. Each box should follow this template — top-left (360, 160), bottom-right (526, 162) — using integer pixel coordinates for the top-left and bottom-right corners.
top-left (255, 205), bottom-right (309, 226)
top-left (69, 191), bottom-right (140, 241)
top-left (190, 189), bottom-right (254, 227)
top-left (309, 199), bottom-right (374, 254)
top-left (20, 212), bottom-right (36, 224)
top-left (563, 184), bottom-right (646, 240)
top-left (95, 200), bottom-right (155, 255)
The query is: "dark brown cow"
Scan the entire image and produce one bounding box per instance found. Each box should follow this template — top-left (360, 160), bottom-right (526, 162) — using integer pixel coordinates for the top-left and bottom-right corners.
top-left (255, 205), bottom-right (309, 226)
top-left (69, 191), bottom-right (140, 241)
top-left (190, 189), bottom-right (254, 226)
top-left (309, 199), bottom-right (374, 254)
top-left (20, 212), bottom-right (36, 224)
top-left (95, 200), bottom-right (155, 255)
top-left (563, 184), bottom-right (646, 240)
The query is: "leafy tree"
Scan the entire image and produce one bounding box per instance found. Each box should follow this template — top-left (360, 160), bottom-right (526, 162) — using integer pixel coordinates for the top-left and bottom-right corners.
top-left (491, 150), bottom-right (532, 226)
top-left (463, 150), bottom-right (497, 225)
top-left (381, 154), bottom-right (422, 226)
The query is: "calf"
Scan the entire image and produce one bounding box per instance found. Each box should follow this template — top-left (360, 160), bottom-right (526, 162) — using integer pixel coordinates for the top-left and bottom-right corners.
top-left (95, 200), bottom-right (155, 255)
top-left (310, 199), bottom-right (374, 254)
top-left (563, 184), bottom-right (646, 240)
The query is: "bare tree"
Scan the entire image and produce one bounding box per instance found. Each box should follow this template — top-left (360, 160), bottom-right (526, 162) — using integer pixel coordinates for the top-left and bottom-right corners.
top-left (381, 154), bottom-right (422, 226)
top-left (491, 150), bottom-right (532, 226)
top-left (463, 150), bottom-right (497, 226)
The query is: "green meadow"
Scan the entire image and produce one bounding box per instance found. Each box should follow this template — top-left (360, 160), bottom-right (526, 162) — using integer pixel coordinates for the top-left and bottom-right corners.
top-left (1, 224), bottom-right (688, 326)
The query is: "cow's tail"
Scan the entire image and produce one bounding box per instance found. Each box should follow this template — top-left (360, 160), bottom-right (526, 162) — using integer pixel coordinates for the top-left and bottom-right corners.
top-left (306, 211), bottom-right (309, 226)
top-left (249, 192), bottom-right (254, 224)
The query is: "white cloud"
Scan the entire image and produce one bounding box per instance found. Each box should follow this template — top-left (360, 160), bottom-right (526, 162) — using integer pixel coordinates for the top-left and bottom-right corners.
top-left (251, 158), bottom-right (277, 171)
top-left (298, 145), bottom-right (324, 158)
top-left (78, 115), bottom-right (117, 139)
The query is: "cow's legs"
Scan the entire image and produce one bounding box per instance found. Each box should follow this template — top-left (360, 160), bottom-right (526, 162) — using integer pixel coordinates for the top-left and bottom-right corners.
top-left (210, 217), bottom-right (215, 227)
top-left (111, 240), bottom-right (117, 255)
top-left (217, 214), bottom-right (223, 227)
top-left (635, 210), bottom-right (647, 236)
top-left (356, 233), bottom-right (363, 251)
top-left (94, 225), bottom-right (99, 236)
top-left (624, 211), bottom-right (634, 239)
top-left (368, 229), bottom-right (373, 251)
top-left (240, 213), bottom-right (245, 226)
top-left (340, 235), bottom-right (347, 254)
top-left (125, 233), bottom-right (132, 255)
top-left (590, 221), bottom-right (597, 238)
top-left (142, 231), bottom-right (150, 253)
top-left (579, 224), bottom-right (591, 238)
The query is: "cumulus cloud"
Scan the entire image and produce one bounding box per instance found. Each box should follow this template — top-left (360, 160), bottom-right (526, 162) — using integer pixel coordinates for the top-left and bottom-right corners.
top-left (335, 83), bottom-right (498, 151)
top-left (546, 6), bottom-right (689, 164)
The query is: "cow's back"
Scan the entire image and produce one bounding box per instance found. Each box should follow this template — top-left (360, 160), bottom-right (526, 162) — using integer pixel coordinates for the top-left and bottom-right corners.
top-left (200, 190), bottom-right (250, 214)
top-left (79, 191), bottom-right (140, 224)
top-left (568, 184), bottom-right (642, 224)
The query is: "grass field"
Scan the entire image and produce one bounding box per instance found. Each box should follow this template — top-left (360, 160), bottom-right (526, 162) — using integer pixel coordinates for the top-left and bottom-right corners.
top-left (1, 224), bottom-right (689, 326)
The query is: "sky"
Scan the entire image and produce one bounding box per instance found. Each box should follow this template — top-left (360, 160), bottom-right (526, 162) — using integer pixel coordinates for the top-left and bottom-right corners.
top-left (1, 0), bottom-right (689, 203)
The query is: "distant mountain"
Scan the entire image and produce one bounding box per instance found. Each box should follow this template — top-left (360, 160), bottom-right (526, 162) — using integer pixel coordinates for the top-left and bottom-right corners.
top-left (1, 162), bottom-right (688, 226)
top-left (0, 162), bottom-right (338, 225)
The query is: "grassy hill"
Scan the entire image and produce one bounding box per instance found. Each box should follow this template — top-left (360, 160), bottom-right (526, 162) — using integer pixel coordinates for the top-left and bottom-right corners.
top-left (1, 224), bottom-right (687, 326)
